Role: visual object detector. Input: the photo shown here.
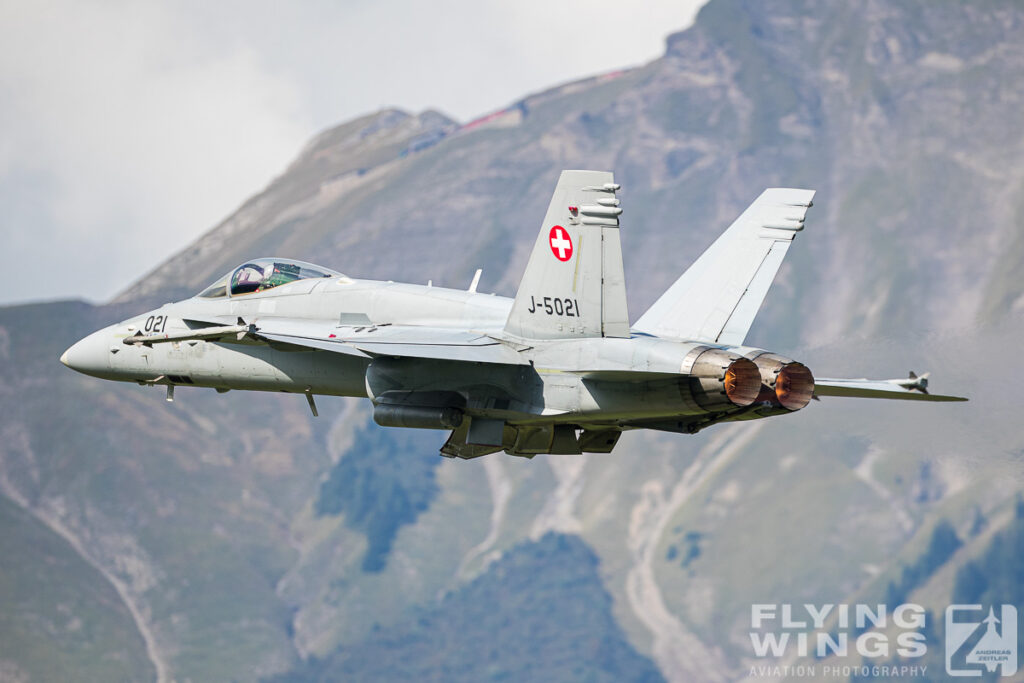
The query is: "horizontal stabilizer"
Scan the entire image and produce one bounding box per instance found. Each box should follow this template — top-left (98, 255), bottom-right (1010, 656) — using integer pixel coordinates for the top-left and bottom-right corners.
top-left (634, 188), bottom-right (815, 345)
top-left (814, 377), bottom-right (967, 402)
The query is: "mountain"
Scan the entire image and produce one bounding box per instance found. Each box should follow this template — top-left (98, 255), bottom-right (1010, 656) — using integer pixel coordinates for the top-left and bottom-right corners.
top-left (3, 0), bottom-right (1024, 681)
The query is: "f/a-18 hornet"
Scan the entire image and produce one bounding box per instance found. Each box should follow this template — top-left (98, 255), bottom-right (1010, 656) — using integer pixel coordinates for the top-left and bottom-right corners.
top-left (62, 171), bottom-right (965, 458)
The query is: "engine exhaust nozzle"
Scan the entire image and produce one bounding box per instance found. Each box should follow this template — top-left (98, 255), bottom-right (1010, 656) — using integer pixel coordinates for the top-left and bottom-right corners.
top-left (749, 352), bottom-right (816, 411)
top-left (723, 358), bottom-right (762, 407)
top-left (687, 349), bottom-right (762, 410)
top-left (775, 363), bottom-right (815, 410)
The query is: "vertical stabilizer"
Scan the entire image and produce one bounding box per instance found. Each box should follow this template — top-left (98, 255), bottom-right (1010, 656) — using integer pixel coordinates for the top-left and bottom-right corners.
top-left (504, 170), bottom-right (629, 340)
top-left (633, 188), bottom-right (815, 345)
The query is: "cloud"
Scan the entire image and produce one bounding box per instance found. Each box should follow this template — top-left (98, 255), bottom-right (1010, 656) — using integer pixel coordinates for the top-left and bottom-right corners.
top-left (0, 0), bottom-right (706, 305)
top-left (174, 0), bottom-right (708, 126)
top-left (0, 0), bottom-right (310, 303)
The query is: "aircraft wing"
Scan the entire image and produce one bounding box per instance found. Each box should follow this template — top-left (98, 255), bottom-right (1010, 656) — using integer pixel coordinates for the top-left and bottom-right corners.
top-left (254, 319), bottom-right (530, 365)
top-left (171, 316), bottom-right (527, 364)
top-left (814, 377), bottom-right (967, 402)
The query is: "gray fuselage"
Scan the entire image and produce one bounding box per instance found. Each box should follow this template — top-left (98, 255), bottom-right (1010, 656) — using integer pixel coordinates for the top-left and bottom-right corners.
top-left (63, 276), bottom-right (767, 432)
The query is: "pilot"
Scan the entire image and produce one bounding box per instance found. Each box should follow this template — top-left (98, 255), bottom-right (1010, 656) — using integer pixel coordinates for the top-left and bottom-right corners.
top-left (231, 264), bottom-right (265, 294)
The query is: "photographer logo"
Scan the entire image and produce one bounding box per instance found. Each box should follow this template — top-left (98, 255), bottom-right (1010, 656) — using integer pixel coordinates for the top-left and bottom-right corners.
top-left (945, 605), bottom-right (1017, 677)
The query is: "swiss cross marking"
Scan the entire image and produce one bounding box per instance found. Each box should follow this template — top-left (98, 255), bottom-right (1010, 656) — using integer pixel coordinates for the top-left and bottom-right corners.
top-left (549, 225), bottom-right (573, 261)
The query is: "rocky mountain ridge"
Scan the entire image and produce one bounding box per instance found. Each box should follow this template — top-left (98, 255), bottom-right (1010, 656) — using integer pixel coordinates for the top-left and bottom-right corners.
top-left (3, 1), bottom-right (1024, 681)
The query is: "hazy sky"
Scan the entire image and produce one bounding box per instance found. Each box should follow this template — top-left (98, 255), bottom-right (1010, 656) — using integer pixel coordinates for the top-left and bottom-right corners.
top-left (0, 0), bottom-right (707, 305)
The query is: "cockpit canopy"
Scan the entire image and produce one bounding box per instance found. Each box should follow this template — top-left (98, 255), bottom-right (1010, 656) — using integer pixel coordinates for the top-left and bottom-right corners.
top-left (196, 258), bottom-right (343, 299)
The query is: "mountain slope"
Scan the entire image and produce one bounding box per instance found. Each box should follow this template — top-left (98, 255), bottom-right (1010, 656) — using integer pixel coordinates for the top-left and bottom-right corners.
top-left (270, 533), bottom-right (665, 683)
top-left (4, 1), bottom-right (1024, 681)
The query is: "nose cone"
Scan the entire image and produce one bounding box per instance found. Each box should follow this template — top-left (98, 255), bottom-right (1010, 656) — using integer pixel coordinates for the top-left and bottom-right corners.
top-left (60, 330), bottom-right (112, 377)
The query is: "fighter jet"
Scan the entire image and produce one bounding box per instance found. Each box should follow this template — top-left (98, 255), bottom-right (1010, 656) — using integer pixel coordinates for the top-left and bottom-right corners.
top-left (61, 170), bottom-right (966, 458)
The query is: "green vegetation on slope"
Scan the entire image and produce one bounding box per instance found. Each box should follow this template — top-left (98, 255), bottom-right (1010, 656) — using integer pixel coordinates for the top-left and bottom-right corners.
top-left (851, 501), bottom-right (1024, 683)
top-left (268, 532), bottom-right (664, 683)
top-left (0, 496), bottom-right (155, 683)
top-left (315, 422), bottom-right (442, 572)
top-left (885, 519), bottom-right (962, 606)
top-left (0, 300), bottom-right (318, 682)
top-left (951, 498), bottom-right (1024, 675)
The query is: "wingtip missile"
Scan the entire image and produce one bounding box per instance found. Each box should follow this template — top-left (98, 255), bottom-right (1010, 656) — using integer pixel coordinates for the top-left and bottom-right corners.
top-left (894, 371), bottom-right (930, 394)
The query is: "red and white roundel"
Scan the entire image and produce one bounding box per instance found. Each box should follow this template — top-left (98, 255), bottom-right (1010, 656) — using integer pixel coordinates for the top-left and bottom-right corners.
top-left (549, 225), bottom-right (573, 261)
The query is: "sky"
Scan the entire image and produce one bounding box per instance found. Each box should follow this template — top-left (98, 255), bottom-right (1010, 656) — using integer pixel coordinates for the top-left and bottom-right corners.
top-left (0, 0), bottom-right (707, 306)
